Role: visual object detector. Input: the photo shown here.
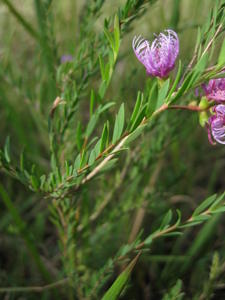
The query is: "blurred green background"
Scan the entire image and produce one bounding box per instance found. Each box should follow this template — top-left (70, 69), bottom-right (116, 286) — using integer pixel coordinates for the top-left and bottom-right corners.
top-left (0, 1), bottom-right (225, 299)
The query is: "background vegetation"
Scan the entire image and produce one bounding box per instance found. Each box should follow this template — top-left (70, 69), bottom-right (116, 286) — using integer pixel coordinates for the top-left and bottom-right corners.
top-left (0, 0), bottom-right (225, 299)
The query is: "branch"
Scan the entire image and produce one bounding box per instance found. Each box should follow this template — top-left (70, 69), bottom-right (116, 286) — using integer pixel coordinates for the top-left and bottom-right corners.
top-left (48, 102), bottom-right (211, 200)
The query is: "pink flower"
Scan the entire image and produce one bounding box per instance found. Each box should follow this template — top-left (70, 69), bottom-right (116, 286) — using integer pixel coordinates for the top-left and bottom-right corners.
top-left (207, 105), bottom-right (225, 145)
top-left (132, 29), bottom-right (179, 78)
top-left (203, 78), bottom-right (225, 102)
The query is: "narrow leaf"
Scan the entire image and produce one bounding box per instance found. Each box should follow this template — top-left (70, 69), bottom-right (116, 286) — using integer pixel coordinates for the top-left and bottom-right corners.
top-left (157, 78), bottom-right (170, 109)
top-left (192, 194), bottom-right (217, 217)
top-left (4, 136), bottom-right (11, 163)
top-left (166, 60), bottom-right (182, 103)
top-left (218, 38), bottom-right (225, 66)
top-left (102, 253), bottom-right (141, 300)
top-left (112, 103), bottom-right (125, 144)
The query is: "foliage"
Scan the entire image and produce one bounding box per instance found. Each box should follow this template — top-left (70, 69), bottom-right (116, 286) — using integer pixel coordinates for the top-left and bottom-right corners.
top-left (0, 0), bottom-right (225, 299)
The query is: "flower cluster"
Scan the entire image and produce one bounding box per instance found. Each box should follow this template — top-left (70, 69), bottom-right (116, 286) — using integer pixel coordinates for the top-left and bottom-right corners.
top-left (203, 78), bottom-right (225, 145)
top-left (132, 29), bottom-right (179, 78)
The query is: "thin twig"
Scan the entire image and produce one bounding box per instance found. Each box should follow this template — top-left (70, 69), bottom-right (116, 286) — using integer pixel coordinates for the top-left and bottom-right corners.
top-left (201, 24), bottom-right (223, 59)
top-left (0, 278), bottom-right (69, 293)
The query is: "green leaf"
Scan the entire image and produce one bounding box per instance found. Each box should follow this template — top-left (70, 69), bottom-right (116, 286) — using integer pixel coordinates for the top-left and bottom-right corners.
top-left (98, 102), bottom-right (115, 114)
top-left (125, 124), bottom-right (147, 145)
top-left (90, 89), bottom-right (95, 117)
top-left (20, 151), bottom-right (24, 171)
top-left (193, 194), bottom-right (217, 217)
top-left (100, 123), bottom-right (109, 152)
top-left (171, 72), bottom-right (193, 103)
top-left (211, 206), bottom-right (225, 214)
top-left (4, 136), bottom-right (11, 163)
top-left (192, 214), bottom-right (211, 222)
top-left (102, 253), bottom-right (141, 300)
top-left (88, 139), bottom-right (102, 166)
top-left (30, 175), bottom-right (39, 191)
top-left (99, 55), bottom-right (106, 81)
top-left (113, 14), bottom-right (120, 53)
top-left (175, 209), bottom-right (182, 226)
top-left (162, 279), bottom-right (184, 300)
top-left (130, 104), bottom-right (147, 132)
top-left (74, 154), bottom-right (81, 170)
top-left (146, 82), bottom-right (158, 116)
top-left (85, 114), bottom-right (99, 138)
top-left (85, 103), bottom-right (115, 139)
top-left (112, 103), bottom-right (125, 144)
top-left (210, 192), bottom-right (225, 210)
top-left (76, 121), bottom-right (83, 151)
top-left (163, 232), bottom-right (182, 237)
top-left (218, 39), bottom-right (225, 66)
top-left (157, 78), bottom-right (170, 109)
top-left (40, 175), bottom-right (46, 190)
top-left (166, 60), bottom-right (182, 103)
top-left (128, 92), bottom-right (143, 129)
top-left (193, 53), bottom-right (208, 74)
top-left (88, 148), bottom-right (97, 166)
top-left (160, 210), bottom-right (172, 230)
top-left (80, 150), bottom-right (88, 168)
top-left (104, 28), bottom-right (115, 50)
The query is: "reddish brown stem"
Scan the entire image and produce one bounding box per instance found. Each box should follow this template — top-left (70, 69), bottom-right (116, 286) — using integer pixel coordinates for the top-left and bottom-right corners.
top-left (168, 104), bottom-right (209, 112)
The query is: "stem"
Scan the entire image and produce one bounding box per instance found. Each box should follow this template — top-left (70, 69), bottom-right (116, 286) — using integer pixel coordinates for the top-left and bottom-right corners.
top-left (168, 104), bottom-right (209, 112)
top-left (0, 278), bottom-right (69, 293)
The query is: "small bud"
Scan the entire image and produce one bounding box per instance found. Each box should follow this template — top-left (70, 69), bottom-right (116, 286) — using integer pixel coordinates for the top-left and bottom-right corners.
top-left (199, 97), bottom-right (210, 109)
top-left (199, 111), bottom-right (208, 127)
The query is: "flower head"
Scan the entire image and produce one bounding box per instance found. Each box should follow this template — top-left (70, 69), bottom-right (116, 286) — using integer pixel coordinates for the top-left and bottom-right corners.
top-left (203, 78), bottom-right (225, 102)
top-left (207, 104), bottom-right (225, 145)
top-left (132, 29), bottom-right (179, 78)
top-left (60, 54), bottom-right (73, 64)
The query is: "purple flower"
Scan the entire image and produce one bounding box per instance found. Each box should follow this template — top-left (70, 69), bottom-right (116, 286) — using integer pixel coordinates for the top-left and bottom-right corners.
top-left (132, 29), bottom-right (179, 78)
top-left (203, 78), bottom-right (225, 102)
top-left (60, 54), bottom-right (73, 64)
top-left (207, 105), bottom-right (225, 145)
